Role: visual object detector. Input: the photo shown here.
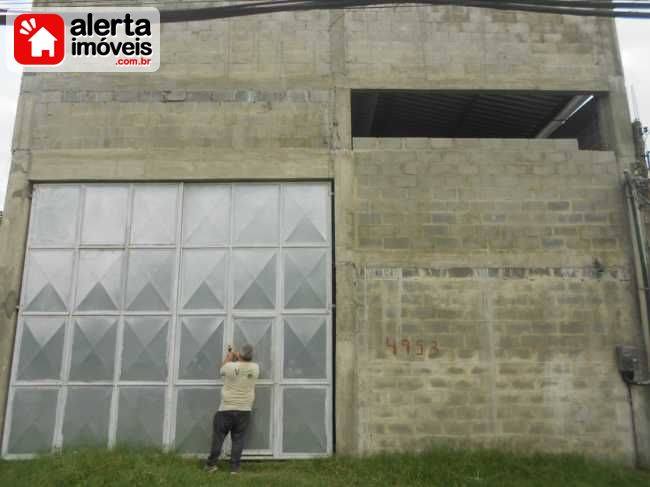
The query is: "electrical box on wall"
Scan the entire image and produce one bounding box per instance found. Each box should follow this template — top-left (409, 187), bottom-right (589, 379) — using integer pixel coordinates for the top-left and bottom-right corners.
top-left (616, 345), bottom-right (642, 380)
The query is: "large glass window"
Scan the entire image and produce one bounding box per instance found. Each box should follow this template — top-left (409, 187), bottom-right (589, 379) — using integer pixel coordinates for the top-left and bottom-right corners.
top-left (3, 183), bottom-right (332, 459)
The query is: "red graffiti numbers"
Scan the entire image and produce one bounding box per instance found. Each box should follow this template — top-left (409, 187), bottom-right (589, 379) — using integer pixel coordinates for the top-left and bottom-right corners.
top-left (429, 340), bottom-right (440, 357)
top-left (386, 336), bottom-right (397, 355)
top-left (385, 336), bottom-right (440, 358)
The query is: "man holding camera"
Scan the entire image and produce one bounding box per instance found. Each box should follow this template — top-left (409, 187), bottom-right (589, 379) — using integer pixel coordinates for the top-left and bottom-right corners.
top-left (204, 343), bottom-right (259, 475)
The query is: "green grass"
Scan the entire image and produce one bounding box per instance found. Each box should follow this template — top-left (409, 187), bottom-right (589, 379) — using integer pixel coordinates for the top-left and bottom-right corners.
top-left (1, 447), bottom-right (649, 487)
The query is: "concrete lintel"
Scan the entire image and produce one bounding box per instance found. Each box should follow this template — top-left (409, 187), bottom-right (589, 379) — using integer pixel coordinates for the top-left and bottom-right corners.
top-left (28, 149), bottom-right (332, 181)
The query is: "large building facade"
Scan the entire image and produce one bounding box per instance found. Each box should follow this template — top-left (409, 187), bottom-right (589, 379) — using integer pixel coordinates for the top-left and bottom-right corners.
top-left (1, 2), bottom-right (649, 464)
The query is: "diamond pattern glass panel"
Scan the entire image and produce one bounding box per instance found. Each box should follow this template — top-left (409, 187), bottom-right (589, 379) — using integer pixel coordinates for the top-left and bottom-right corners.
top-left (182, 185), bottom-right (230, 246)
top-left (17, 317), bottom-right (66, 381)
top-left (282, 388), bottom-right (327, 454)
top-left (233, 250), bottom-right (276, 310)
top-left (24, 251), bottom-right (73, 312)
top-left (233, 185), bottom-right (279, 244)
top-left (283, 185), bottom-right (328, 244)
top-left (62, 387), bottom-right (111, 448)
top-left (283, 316), bottom-right (327, 379)
top-left (233, 318), bottom-right (272, 380)
top-left (181, 250), bottom-right (227, 311)
top-left (69, 317), bottom-right (117, 381)
top-left (175, 388), bottom-right (221, 453)
top-left (284, 249), bottom-right (327, 309)
top-left (81, 186), bottom-right (129, 245)
top-left (244, 387), bottom-right (271, 451)
top-left (131, 185), bottom-right (178, 245)
top-left (125, 251), bottom-right (175, 312)
top-left (116, 387), bottom-right (165, 448)
top-left (8, 183), bottom-right (332, 458)
top-left (76, 251), bottom-right (123, 312)
top-left (7, 388), bottom-right (57, 454)
top-left (179, 317), bottom-right (224, 380)
top-left (121, 317), bottom-right (169, 381)
top-left (31, 186), bottom-right (80, 246)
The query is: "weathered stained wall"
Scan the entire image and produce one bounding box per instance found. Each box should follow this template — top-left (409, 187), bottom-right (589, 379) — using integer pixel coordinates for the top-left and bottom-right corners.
top-left (350, 139), bottom-right (648, 463)
top-left (30, 90), bottom-right (332, 151)
top-left (344, 8), bottom-right (619, 89)
top-left (0, 2), bottom-right (645, 464)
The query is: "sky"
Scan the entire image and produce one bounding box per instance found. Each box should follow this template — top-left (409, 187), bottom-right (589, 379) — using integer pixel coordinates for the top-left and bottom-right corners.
top-left (0, 16), bottom-right (649, 208)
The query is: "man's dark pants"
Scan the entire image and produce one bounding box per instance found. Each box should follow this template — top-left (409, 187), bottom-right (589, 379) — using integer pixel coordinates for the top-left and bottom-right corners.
top-left (207, 410), bottom-right (251, 471)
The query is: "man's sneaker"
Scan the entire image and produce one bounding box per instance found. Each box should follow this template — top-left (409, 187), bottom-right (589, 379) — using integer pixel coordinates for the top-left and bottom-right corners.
top-left (203, 464), bottom-right (219, 473)
top-left (230, 471), bottom-right (240, 475)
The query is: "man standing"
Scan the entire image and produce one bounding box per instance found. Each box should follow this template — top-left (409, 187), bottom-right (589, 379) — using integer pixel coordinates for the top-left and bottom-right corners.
top-left (204, 344), bottom-right (259, 474)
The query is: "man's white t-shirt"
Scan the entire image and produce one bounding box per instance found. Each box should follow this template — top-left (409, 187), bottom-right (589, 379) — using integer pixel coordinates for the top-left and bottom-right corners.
top-left (218, 361), bottom-right (260, 411)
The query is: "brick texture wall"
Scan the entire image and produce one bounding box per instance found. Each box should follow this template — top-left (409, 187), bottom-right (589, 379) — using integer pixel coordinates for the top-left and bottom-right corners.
top-left (350, 139), bottom-right (644, 462)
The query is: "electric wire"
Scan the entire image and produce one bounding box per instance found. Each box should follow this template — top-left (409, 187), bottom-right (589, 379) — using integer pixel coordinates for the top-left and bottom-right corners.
top-left (3, 0), bottom-right (650, 21)
top-left (3, 0), bottom-right (650, 7)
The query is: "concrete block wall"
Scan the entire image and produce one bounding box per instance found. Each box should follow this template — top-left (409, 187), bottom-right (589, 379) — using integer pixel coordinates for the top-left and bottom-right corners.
top-left (352, 138), bottom-right (626, 266)
top-left (0, 2), bottom-right (644, 463)
top-left (30, 89), bottom-right (332, 151)
top-left (344, 7), bottom-right (618, 89)
top-left (350, 139), bottom-right (648, 463)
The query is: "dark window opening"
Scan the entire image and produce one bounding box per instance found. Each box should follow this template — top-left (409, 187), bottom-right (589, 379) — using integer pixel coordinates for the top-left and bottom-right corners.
top-left (351, 90), bottom-right (605, 150)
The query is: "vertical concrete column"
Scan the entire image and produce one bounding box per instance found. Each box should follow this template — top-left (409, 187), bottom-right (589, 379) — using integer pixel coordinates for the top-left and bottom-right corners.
top-left (0, 92), bottom-right (36, 441)
top-left (329, 7), bottom-right (358, 454)
top-left (332, 89), bottom-right (352, 151)
top-left (333, 150), bottom-right (359, 454)
top-left (599, 18), bottom-right (650, 469)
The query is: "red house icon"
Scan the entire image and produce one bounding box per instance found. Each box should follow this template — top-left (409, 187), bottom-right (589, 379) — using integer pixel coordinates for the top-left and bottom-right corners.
top-left (14, 14), bottom-right (65, 66)
top-left (28, 27), bottom-right (58, 57)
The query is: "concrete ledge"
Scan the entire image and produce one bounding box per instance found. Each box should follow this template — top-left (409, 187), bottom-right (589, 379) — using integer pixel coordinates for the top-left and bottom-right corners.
top-left (353, 138), bottom-right (581, 151)
top-left (49, 89), bottom-right (332, 105)
top-left (28, 148), bottom-right (333, 181)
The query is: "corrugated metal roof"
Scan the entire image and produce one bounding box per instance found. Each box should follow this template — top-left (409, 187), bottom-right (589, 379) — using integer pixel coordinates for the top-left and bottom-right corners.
top-left (352, 90), bottom-right (581, 138)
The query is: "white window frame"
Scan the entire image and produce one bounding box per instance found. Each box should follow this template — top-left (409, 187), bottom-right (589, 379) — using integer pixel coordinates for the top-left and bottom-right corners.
top-left (2, 182), bottom-right (333, 460)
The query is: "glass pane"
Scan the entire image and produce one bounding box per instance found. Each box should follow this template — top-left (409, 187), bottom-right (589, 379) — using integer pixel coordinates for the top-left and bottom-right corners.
top-left (282, 388), bottom-right (327, 454)
top-left (232, 250), bottom-right (276, 310)
top-left (69, 317), bottom-right (117, 381)
top-left (233, 318), bottom-right (272, 380)
top-left (244, 387), bottom-right (271, 451)
top-left (7, 388), bottom-right (58, 454)
top-left (24, 250), bottom-right (73, 312)
top-left (17, 317), bottom-right (66, 380)
top-left (283, 316), bottom-right (327, 379)
top-left (179, 316), bottom-right (224, 380)
top-left (175, 387), bottom-right (221, 453)
top-left (81, 185), bottom-right (129, 245)
top-left (233, 185), bottom-right (278, 244)
top-left (31, 186), bottom-right (80, 246)
top-left (131, 185), bottom-right (178, 245)
top-left (182, 185), bottom-right (230, 246)
top-left (125, 250), bottom-right (175, 312)
top-left (283, 185), bottom-right (328, 244)
top-left (284, 249), bottom-right (327, 309)
top-left (116, 387), bottom-right (165, 448)
top-left (76, 251), bottom-right (123, 312)
top-left (181, 250), bottom-right (227, 311)
top-left (121, 317), bottom-right (169, 381)
top-left (62, 387), bottom-right (111, 448)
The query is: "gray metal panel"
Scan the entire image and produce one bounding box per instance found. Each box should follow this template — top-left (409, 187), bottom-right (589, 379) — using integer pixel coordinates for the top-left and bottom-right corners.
top-left (69, 317), bottom-right (117, 381)
top-left (6, 388), bottom-right (58, 454)
top-left (116, 387), bottom-right (165, 448)
top-left (4, 182), bottom-right (332, 459)
top-left (175, 387), bottom-right (221, 453)
top-left (62, 387), bottom-right (111, 448)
